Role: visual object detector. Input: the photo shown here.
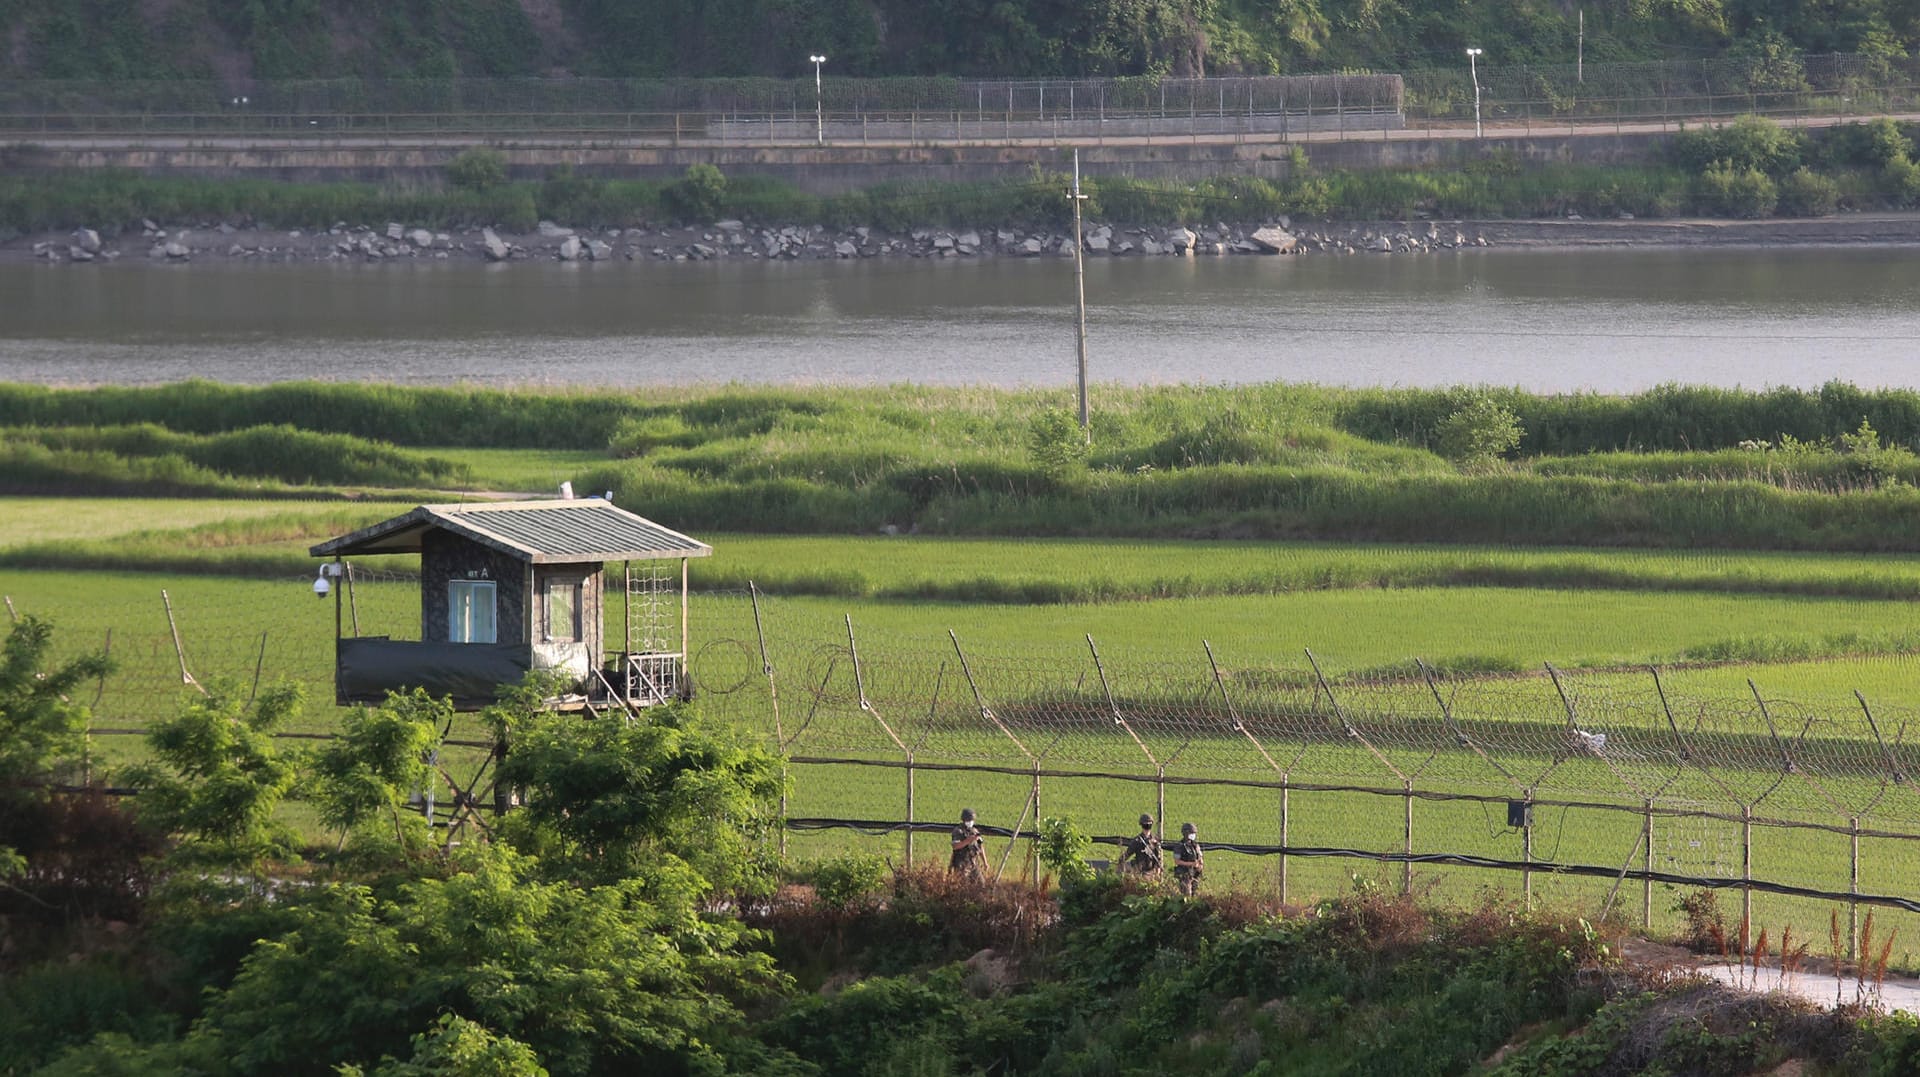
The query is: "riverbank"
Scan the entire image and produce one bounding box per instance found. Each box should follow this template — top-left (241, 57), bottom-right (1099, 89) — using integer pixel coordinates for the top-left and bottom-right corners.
top-left (12, 210), bottom-right (1920, 267)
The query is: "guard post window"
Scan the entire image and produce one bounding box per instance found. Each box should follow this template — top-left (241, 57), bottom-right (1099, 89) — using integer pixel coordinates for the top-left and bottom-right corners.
top-left (448, 580), bottom-right (497, 644)
top-left (544, 579), bottom-right (580, 642)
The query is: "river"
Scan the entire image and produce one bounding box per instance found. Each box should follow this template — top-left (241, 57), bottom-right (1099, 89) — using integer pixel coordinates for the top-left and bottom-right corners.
top-left (2, 246), bottom-right (1917, 391)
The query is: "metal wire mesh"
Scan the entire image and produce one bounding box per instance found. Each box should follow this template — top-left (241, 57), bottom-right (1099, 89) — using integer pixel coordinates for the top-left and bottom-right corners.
top-left (14, 579), bottom-right (1920, 946)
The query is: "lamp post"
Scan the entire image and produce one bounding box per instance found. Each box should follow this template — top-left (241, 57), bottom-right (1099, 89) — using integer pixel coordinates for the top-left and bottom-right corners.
top-left (1465, 48), bottom-right (1484, 138)
top-left (808, 54), bottom-right (828, 145)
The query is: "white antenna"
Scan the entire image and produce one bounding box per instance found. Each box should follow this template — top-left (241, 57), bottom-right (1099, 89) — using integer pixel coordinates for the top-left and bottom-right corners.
top-left (1071, 149), bottom-right (1089, 440)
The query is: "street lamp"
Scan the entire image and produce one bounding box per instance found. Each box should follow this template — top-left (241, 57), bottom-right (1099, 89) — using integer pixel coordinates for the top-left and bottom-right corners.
top-left (808, 54), bottom-right (828, 145)
top-left (1465, 48), bottom-right (1484, 138)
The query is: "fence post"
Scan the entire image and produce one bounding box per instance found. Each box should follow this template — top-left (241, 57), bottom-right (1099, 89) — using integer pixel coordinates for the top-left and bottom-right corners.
top-left (1642, 800), bottom-right (1654, 930)
top-left (749, 582), bottom-right (787, 856)
top-left (1399, 779), bottom-right (1414, 895)
top-left (1522, 789), bottom-right (1534, 910)
top-left (1279, 780), bottom-right (1290, 904)
top-left (1741, 804), bottom-right (1754, 951)
top-left (1850, 815), bottom-right (1861, 961)
top-left (906, 753), bottom-right (916, 867)
top-left (1157, 764), bottom-right (1168, 852)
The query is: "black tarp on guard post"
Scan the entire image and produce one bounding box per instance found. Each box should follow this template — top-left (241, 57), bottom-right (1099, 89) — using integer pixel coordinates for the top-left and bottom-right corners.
top-left (336, 638), bottom-right (532, 708)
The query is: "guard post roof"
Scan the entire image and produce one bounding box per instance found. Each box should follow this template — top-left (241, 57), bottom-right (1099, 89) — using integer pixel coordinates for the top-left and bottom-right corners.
top-left (309, 500), bottom-right (712, 564)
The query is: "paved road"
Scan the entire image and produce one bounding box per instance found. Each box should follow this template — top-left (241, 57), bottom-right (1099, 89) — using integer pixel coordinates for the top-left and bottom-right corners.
top-left (8, 110), bottom-right (1918, 152)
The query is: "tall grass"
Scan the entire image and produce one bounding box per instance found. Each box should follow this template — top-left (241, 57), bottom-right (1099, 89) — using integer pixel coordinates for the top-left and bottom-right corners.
top-left (13, 380), bottom-right (1920, 458)
top-left (2, 424), bottom-right (469, 487)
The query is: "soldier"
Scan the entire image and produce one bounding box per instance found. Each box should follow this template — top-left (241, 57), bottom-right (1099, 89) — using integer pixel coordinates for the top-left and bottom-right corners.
top-left (1172, 822), bottom-right (1204, 896)
top-left (1120, 813), bottom-right (1162, 877)
top-left (950, 807), bottom-right (986, 882)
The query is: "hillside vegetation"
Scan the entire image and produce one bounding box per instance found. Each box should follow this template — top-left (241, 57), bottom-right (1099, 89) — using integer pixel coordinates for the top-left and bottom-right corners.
top-left (0, 0), bottom-right (1913, 81)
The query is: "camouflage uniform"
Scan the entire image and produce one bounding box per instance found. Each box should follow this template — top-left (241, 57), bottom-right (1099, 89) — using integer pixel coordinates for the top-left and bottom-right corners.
top-left (1172, 824), bottom-right (1204, 896)
top-left (1121, 813), bottom-right (1162, 877)
top-left (950, 810), bottom-right (986, 882)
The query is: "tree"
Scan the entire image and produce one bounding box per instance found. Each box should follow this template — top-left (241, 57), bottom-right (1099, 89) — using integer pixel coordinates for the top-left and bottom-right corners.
top-left (124, 682), bottom-right (303, 863)
top-left (0, 615), bottom-right (111, 791)
top-left (179, 844), bottom-right (785, 1076)
top-left (310, 689), bottom-right (448, 852)
top-left (447, 148), bottom-right (509, 193)
top-left (1434, 394), bottom-right (1525, 467)
top-left (663, 163), bottom-right (729, 223)
top-left (495, 701), bottom-right (787, 896)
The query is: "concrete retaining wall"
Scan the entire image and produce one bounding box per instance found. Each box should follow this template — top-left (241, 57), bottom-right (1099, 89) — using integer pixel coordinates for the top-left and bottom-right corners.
top-left (1, 130), bottom-right (1671, 192)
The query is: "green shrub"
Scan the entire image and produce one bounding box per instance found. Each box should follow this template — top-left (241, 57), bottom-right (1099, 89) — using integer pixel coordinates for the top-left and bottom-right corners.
top-left (1670, 114), bottom-right (1804, 177)
top-left (1434, 394), bottom-right (1524, 467)
top-left (809, 851), bottom-right (890, 911)
top-left (445, 147), bottom-right (508, 193)
top-left (1037, 816), bottom-right (1095, 887)
top-left (663, 163), bottom-right (728, 223)
top-left (1777, 167), bottom-right (1839, 216)
top-left (1697, 161), bottom-right (1778, 217)
top-left (1028, 406), bottom-right (1089, 475)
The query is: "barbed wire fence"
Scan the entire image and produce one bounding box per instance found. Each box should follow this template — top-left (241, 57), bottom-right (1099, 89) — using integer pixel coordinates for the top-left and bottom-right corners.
top-left (12, 578), bottom-right (1920, 960)
top-left (1, 53), bottom-right (1915, 143)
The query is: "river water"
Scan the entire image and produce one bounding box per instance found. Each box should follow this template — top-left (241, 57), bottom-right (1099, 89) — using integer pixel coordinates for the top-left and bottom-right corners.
top-left (2, 246), bottom-right (1917, 391)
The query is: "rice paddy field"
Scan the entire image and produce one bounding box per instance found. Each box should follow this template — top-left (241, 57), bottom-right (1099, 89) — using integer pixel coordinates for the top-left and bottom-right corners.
top-left (11, 518), bottom-right (1920, 962)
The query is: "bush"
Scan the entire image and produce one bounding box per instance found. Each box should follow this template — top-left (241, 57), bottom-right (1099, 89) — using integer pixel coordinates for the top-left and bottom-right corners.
top-left (1697, 161), bottom-right (1778, 218)
top-left (445, 147), bottom-right (508, 193)
top-left (1028, 406), bottom-right (1089, 475)
top-left (1777, 167), bottom-right (1839, 216)
top-left (1434, 395), bottom-right (1524, 467)
top-left (809, 851), bottom-right (890, 911)
top-left (1670, 114), bottom-right (1804, 177)
top-left (663, 163), bottom-right (727, 223)
top-left (1037, 816), bottom-right (1095, 888)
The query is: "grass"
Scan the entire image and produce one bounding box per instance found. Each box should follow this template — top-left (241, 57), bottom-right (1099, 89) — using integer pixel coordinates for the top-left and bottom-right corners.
top-left (0, 498), bottom-right (362, 547)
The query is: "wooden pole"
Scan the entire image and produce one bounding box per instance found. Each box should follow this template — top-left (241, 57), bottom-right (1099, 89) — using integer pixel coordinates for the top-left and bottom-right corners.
top-left (3, 595), bottom-right (15, 623)
top-left (680, 557), bottom-right (690, 670)
top-left (905, 755), bottom-right (915, 867)
top-left (1071, 149), bottom-right (1089, 437)
top-left (345, 562), bottom-right (360, 637)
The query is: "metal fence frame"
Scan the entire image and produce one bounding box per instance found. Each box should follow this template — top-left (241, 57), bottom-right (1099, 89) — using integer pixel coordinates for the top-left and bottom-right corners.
top-left (2, 54), bottom-right (1915, 145)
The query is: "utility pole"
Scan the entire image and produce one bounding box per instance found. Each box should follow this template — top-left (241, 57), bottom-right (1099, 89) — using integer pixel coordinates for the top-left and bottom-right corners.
top-left (1577, 11), bottom-right (1584, 84)
top-left (1071, 149), bottom-right (1090, 438)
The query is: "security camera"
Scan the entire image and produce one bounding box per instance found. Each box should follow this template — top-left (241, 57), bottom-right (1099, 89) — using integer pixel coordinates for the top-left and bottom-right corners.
top-left (314, 565), bottom-right (332, 598)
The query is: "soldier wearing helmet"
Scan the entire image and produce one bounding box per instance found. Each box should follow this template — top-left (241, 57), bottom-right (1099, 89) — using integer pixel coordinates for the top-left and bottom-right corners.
top-left (1120, 812), bottom-right (1162, 877)
top-left (1172, 822), bottom-right (1204, 896)
top-left (950, 807), bottom-right (986, 882)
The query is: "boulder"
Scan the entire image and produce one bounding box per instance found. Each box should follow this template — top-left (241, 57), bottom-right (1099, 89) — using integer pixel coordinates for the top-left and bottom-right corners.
top-left (689, 243), bottom-right (717, 259)
top-left (67, 246), bottom-right (94, 262)
top-left (1168, 227), bottom-right (1197, 252)
top-left (538, 221), bottom-right (574, 238)
top-left (932, 235), bottom-right (955, 250)
top-left (1084, 233), bottom-right (1109, 252)
top-left (834, 240), bottom-right (857, 258)
top-left (1249, 227), bottom-right (1298, 254)
top-left (73, 228), bottom-right (101, 253)
top-left (1370, 235), bottom-right (1393, 253)
top-left (558, 236), bottom-right (582, 261)
top-left (1020, 237), bottom-right (1044, 256)
top-left (1114, 240), bottom-right (1134, 254)
top-left (480, 226), bottom-right (510, 261)
top-left (385, 222), bottom-right (404, 240)
top-left (586, 239), bottom-right (613, 261)
top-left (714, 219), bottom-right (745, 232)
top-left (957, 231), bottom-right (981, 249)
top-left (163, 242), bottom-right (190, 260)
top-left (408, 229), bottom-right (434, 248)
top-left (1139, 238), bottom-right (1162, 255)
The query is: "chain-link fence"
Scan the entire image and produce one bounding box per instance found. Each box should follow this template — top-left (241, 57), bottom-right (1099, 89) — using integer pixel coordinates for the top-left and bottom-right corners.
top-left (14, 577), bottom-right (1920, 960)
top-left (2, 53), bottom-right (1914, 143)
